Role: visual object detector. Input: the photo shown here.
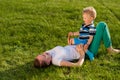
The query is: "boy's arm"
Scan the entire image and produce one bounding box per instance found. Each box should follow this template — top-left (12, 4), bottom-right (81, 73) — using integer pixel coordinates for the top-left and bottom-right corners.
top-left (87, 35), bottom-right (93, 45)
top-left (72, 31), bottom-right (79, 36)
top-left (67, 31), bottom-right (79, 44)
top-left (68, 31), bottom-right (79, 37)
top-left (84, 35), bottom-right (93, 50)
top-left (86, 26), bottom-right (96, 45)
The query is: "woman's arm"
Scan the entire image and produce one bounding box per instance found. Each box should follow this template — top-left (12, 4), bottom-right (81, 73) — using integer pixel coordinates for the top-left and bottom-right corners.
top-left (60, 54), bottom-right (85, 67)
top-left (60, 45), bottom-right (85, 67)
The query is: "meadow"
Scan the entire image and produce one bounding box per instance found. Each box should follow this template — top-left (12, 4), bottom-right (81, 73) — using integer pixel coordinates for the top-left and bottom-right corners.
top-left (0, 0), bottom-right (120, 80)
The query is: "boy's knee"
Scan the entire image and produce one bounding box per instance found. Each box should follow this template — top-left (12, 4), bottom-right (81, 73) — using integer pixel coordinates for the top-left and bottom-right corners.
top-left (96, 21), bottom-right (107, 30)
top-left (98, 21), bottom-right (107, 27)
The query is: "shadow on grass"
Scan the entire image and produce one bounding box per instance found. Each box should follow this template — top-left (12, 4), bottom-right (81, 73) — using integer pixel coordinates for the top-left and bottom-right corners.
top-left (0, 61), bottom-right (53, 80)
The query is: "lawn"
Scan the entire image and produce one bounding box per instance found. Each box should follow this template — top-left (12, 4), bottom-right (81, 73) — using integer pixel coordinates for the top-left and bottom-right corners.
top-left (0, 0), bottom-right (120, 80)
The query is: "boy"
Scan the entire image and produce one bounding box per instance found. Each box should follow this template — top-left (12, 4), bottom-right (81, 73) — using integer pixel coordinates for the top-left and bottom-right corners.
top-left (68, 6), bottom-right (96, 61)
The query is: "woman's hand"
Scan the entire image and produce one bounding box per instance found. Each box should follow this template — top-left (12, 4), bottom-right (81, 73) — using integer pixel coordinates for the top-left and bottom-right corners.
top-left (76, 45), bottom-right (84, 55)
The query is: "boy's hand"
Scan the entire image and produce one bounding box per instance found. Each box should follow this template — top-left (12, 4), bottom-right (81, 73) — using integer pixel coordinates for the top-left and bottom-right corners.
top-left (84, 44), bottom-right (89, 51)
top-left (67, 32), bottom-right (73, 45)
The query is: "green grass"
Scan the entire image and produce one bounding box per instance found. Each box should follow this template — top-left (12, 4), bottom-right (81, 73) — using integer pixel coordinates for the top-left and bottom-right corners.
top-left (0, 0), bottom-right (120, 80)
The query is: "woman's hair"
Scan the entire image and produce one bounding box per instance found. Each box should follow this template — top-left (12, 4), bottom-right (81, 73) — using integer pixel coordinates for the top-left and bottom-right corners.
top-left (83, 6), bottom-right (97, 19)
top-left (34, 58), bottom-right (41, 68)
top-left (34, 58), bottom-right (47, 68)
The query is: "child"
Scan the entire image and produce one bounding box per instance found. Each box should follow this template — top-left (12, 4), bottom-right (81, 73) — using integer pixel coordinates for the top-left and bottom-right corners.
top-left (68, 6), bottom-right (96, 61)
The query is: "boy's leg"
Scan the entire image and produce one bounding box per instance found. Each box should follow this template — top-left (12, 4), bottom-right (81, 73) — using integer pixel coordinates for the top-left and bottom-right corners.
top-left (74, 38), bottom-right (87, 45)
top-left (88, 22), bottom-right (112, 56)
top-left (68, 38), bottom-right (74, 45)
top-left (71, 38), bottom-right (74, 45)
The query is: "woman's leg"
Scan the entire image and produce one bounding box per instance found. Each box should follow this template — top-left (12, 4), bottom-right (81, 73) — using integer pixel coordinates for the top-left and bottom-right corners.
top-left (88, 22), bottom-right (112, 55)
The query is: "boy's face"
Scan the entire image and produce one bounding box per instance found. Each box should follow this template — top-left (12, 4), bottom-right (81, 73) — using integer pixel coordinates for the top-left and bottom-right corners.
top-left (83, 13), bottom-right (94, 25)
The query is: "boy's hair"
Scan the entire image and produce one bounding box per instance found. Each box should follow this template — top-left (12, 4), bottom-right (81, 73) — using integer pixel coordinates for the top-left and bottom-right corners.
top-left (83, 7), bottom-right (97, 19)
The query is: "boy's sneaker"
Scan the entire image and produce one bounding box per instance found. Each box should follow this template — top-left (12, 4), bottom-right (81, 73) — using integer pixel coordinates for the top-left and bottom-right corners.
top-left (86, 50), bottom-right (94, 61)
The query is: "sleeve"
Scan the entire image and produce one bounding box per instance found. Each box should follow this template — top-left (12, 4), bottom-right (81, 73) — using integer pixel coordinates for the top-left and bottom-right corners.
top-left (89, 27), bottom-right (96, 35)
top-left (52, 57), bottom-right (63, 66)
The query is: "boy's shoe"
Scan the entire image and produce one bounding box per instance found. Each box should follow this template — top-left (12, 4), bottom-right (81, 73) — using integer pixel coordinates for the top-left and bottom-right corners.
top-left (86, 50), bottom-right (94, 61)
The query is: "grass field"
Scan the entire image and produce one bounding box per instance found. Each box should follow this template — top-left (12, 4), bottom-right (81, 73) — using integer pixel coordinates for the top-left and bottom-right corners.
top-left (0, 0), bottom-right (120, 80)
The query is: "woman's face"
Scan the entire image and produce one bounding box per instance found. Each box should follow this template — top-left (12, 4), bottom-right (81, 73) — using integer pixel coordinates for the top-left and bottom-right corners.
top-left (83, 13), bottom-right (93, 25)
top-left (36, 53), bottom-right (52, 67)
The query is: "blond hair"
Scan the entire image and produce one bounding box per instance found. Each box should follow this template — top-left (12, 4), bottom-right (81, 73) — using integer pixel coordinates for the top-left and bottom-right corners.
top-left (83, 7), bottom-right (97, 19)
